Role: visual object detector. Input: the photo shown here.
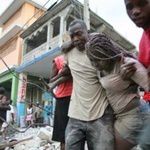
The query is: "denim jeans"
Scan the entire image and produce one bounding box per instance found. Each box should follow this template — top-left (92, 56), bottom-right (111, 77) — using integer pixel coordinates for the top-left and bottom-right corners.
top-left (139, 116), bottom-right (150, 150)
top-left (65, 106), bottom-right (114, 150)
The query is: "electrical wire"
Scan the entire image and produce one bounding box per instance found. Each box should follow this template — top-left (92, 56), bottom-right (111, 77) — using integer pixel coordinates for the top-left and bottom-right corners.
top-left (0, 56), bottom-right (48, 93)
top-left (0, 0), bottom-right (60, 92)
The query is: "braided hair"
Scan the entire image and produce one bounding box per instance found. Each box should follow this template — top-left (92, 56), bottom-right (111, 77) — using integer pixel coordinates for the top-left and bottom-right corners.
top-left (86, 33), bottom-right (133, 61)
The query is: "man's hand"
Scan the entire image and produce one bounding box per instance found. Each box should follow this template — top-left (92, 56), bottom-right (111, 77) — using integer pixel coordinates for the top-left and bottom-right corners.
top-left (120, 62), bottom-right (137, 80)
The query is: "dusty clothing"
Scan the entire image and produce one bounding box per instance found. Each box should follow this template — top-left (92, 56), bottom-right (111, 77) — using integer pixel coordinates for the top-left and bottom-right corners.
top-left (139, 116), bottom-right (150, 150)
top-left (115, 107), bottom-right (143, 144)
top-left (65, 48), bottom-right (108, 121)
top-left (65, 106), bottom-right (114, 150)
top-left (99, 57), bottom-right (148, 144)
top-left (99, 57), bottom-right (149, 114)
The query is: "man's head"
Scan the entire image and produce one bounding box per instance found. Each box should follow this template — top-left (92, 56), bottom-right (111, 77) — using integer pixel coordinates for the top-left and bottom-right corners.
top-left (0, 87), bottom-right (5, 95)
top-left (0, 87), bottom-right (6, 100)
top-left (68, 19), bottom-right (89, 51)
top-left (124, 0), bottom-right (150, 30)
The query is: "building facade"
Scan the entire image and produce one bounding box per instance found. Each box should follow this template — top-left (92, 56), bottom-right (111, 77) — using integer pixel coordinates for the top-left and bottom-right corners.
top-left (0, 0), bottom-right (45, 125)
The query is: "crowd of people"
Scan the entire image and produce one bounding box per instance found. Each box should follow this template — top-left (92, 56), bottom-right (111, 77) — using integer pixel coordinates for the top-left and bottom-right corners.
top-left (0, 0), bottom-right (150, 150)
top-left (25, 101), bottom-right (53, 127)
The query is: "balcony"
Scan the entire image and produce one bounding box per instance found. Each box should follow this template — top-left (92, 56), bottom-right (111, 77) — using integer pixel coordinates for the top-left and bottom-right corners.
top-left (23, 42), bottom-right (47, 63)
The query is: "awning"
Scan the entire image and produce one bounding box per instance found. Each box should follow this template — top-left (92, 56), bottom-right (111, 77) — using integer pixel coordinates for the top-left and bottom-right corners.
top-left (15, 46), bottom-right (61, 78)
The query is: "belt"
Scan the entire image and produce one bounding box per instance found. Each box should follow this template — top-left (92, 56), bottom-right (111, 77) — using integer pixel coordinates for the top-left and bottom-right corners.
top-left (121, 97), bottom-right (140, 113)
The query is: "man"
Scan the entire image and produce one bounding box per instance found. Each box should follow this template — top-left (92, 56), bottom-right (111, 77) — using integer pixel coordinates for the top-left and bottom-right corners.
top-left (63, 19), bottom-right (114, 150)
top-left (124, 0), bottom-right (150, 149)
top-left (1, 100), bottom-right (14, 139)
top-left (0, 87), bottom-right (10, 140)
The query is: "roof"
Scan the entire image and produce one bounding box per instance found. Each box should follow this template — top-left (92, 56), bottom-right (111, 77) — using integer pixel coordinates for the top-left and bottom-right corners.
top-left (0, 0), bottom-right (46, 26)
top-left (0, 24), bottom-right (22, 47)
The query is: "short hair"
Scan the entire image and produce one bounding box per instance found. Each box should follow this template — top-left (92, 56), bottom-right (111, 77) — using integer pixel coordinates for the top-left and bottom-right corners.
top-left (0, 87), bottom-right (6, 95)
top-left (86, 33), bottom-right (132, 61)
top-left (69, 19), bottom-right (87, 30)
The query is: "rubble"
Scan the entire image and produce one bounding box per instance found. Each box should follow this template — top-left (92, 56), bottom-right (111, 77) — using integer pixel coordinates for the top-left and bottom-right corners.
top-left (1, 126), bottom-right (60, 150)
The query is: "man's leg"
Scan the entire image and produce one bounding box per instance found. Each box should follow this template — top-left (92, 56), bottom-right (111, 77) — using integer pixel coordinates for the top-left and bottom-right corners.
top-left (86, 106), bottom-right (114, 150)
top-left (65, 118), bottom-right (85, 150)
top-left (139, 117), bottom-right (150, 150)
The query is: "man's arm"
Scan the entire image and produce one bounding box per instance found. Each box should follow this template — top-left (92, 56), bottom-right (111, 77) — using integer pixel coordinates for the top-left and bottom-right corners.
top-left (48, 75), bottom-right (72, 92)
top-left (0, 105), bottom-right (10, 110)
top-left (50, 60), bottom-right (58, 80)
top-left (61, 41), bottom-right (74, 54)
top-left (121, 57), bottom-right (150, 91)
top-left (50, 64), bottom-right (71, 82)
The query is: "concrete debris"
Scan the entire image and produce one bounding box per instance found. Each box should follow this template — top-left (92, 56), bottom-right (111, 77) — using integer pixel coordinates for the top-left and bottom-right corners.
top-left (3, 126), bottom-right (60, 150)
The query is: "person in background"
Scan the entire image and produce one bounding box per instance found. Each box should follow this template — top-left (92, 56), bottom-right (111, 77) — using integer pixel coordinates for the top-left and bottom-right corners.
top-left (138, 87), bottom-right (150, 113)
top-left (26, 103), bottom-right (33, 126)
top-left (49, 55), bottom-right (72, 150)
top-left (86, 33), bottom-right (149, 150)
top-left (34, 102), bottom-right (43, 124)
top-left (0, 87), bottom-right (10, 140)
top-left (123, 0), bottom-right (150, 149)
top-left (1, 100), bottom-right (14, 139)
top-left (43, 101), bottom-right (53, 126)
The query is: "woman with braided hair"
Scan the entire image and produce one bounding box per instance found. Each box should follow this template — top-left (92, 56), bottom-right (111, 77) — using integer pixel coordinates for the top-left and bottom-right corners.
top-left (85, 33), bottom-right (150, 150)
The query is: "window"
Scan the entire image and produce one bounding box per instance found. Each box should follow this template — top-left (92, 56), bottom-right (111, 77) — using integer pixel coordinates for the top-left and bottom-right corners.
top-left (25, 26), bottom-right (48, 53)
top-left (66, 16), bottom-right (74, 31)
top-left (52, 17), bottom-right (60, 37)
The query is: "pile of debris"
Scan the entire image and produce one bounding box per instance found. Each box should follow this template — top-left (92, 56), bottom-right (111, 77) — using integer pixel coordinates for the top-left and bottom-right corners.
top-left (0, 126), bottom-right (60, 150)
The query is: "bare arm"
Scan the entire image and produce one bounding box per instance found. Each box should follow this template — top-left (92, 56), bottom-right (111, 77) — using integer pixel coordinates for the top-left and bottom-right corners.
top-left (50, 64), bottom-right (71, 83)
top-left (48, 75), bottom-right (72, 92)
top-left (120, 61), bottom-right (137, 80)
top-left (49, 60), bottom-right (58, 80)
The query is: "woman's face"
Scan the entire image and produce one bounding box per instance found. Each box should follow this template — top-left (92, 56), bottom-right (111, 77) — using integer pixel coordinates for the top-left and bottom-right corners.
top-left (89, 57), bottom-right (110, 71)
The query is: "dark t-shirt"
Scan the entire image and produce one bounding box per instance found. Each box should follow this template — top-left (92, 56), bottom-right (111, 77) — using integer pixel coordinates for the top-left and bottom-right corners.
top-left (0, 110), bottom-right (7, 123)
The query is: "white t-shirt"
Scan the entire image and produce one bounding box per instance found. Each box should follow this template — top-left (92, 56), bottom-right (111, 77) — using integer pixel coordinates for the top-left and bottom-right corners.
top-left (6, 105), bottom-right (14, 123)
top-left (65, 48), bottom-right (108, 121)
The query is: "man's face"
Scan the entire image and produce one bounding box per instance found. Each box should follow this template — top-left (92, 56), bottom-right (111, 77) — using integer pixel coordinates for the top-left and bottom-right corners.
top-left (124, 0), bottom-right (150, 29)
top-left (69, 23), bottom-right (88, 51)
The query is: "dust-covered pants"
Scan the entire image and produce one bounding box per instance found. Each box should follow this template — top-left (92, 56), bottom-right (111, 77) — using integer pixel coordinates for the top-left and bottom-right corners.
top-left (139, 114), bottom-right (150, 150)
top-left (65, 106), bottom-right (114, 150)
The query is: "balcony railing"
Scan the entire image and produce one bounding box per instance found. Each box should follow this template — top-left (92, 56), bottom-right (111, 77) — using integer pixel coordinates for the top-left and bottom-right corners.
top-left (23, 36), bottom-right (60, 63)
top-left (23, 42), bottom-right (47, 63)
